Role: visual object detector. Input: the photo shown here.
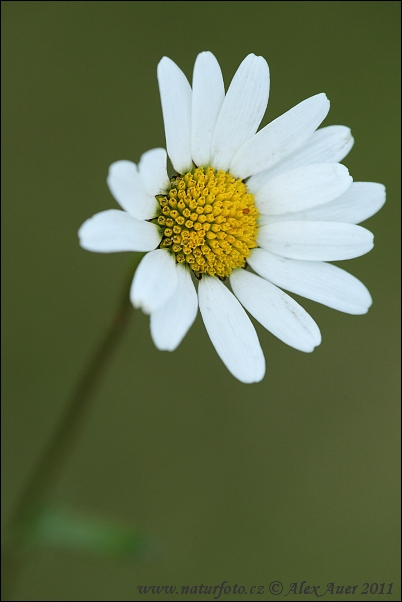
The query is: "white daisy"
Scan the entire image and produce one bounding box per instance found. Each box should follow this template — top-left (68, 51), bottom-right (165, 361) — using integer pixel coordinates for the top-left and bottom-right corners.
top-left (79, 52), bottom-right (385, 383)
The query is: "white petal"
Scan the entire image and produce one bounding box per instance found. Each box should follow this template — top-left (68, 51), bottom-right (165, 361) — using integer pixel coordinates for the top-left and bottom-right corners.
top-left (255, 163), bottom-right (352, 215)
top-left (231, 93), bottom-right (330, 179)
top-left (248, 125), bottom-right (354, 192)
top-left (264, 182), bottom-right (386, 225)
top-left (157, 57), bottom-right (192, 174)
top-left (78, 210), bottom-right (161, 253)
top-left (211, 54), bottom-right (270, 171)
top-left (130, 249), bottom-right (178, 314)
top-left (150, 264), bottom-right (198, 351)
top-left (257, 214), bottom-right (274, 227)
top-left (191, 51), bottom-right (225, 167)
top-left (198, 276), bottom-right (265, 383)
top-left (258, 221), bottom-right (374, 261)
top-left (248, 248), bottom-right (372, 314)
top-left (230, 270), bottom-right (321, 352)
top-left (107, 161), bottom-right (158, 220)
top-left (138, 148), bottom-right (169, 196)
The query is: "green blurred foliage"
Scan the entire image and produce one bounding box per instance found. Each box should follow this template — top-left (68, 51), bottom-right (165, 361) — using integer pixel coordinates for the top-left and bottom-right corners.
top-left (2, 1), bottom-right (400, 600)
top-left (26, 505), bottom-right (147, 558)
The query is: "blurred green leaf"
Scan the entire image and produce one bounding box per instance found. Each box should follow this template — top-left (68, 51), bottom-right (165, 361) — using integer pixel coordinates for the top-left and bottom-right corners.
top-left (25, 505), bottom-right (148, 558)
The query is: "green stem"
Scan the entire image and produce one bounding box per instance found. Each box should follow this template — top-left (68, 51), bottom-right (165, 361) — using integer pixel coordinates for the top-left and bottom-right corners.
top-left (1, 257), bottom-right (142, 600)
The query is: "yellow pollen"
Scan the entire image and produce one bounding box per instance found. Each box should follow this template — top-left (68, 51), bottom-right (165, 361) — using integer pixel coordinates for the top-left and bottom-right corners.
top-left (155, 167), bottom-right (259, 278)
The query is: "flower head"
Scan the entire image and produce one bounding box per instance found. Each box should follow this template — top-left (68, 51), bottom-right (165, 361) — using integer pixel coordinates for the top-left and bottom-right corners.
top-left (79, 52), bottom-right (385, 383)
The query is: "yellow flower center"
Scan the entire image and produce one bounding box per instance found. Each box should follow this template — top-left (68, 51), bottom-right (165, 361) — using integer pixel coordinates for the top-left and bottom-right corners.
top-left (156, 167), bottom-right (259, 278)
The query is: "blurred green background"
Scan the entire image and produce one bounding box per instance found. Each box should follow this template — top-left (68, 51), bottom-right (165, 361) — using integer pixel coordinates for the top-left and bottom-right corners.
top-left (2, 1), bottom-right (400, 600)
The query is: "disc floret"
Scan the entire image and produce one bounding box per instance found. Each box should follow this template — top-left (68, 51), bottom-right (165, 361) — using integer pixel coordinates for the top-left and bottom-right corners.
top-left (156, 167), bottom-right (259, 278)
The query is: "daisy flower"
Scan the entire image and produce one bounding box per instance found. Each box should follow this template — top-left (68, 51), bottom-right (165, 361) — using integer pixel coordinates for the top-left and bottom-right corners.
top-left (78, 52), bottom-right (385, 383)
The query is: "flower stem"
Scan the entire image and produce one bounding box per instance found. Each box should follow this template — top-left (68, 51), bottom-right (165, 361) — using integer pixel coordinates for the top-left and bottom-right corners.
top-left (1, 257), bottom-right (142, 600)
